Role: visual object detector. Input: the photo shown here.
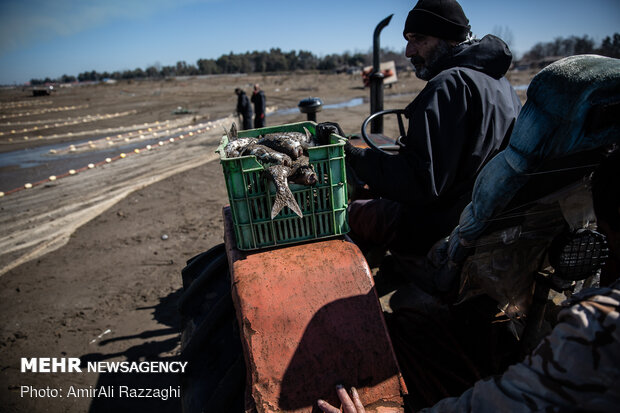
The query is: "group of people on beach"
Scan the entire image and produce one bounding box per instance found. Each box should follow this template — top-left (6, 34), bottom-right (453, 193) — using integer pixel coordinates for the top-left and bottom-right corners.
top-left (235, 83), bottom-right (266, 130)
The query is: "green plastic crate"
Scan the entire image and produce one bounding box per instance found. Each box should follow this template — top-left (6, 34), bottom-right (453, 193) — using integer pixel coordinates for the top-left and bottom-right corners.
top-left (217, 121), bottom-right (349, 250)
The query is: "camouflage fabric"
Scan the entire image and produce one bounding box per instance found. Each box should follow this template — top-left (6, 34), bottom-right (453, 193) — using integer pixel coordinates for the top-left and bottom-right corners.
top-left (422, 278), bottom-right (620, 412)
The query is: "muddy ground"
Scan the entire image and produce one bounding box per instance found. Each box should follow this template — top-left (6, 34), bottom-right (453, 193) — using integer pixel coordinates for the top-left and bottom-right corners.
top-left (0, 69), bottom-right (533, 412)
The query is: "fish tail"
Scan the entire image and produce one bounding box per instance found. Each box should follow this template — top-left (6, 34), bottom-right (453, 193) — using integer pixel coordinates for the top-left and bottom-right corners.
top-left (267, 167), bottom-right (303, 219)
top-left (271, 186), bottom-right (303, 219)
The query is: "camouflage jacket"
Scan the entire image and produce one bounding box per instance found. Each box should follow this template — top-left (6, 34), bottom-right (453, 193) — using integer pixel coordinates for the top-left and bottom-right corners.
top-left (422, 279), bottom-right (620, 412)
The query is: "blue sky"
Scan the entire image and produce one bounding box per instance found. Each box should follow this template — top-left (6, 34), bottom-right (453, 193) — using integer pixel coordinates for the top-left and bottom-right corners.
top-left (0, 0), bottom-right (618, 85)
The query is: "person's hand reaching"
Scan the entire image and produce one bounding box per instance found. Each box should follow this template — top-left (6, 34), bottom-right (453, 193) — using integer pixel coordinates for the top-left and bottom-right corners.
top-left (317, 385), bottom-right (366, 413)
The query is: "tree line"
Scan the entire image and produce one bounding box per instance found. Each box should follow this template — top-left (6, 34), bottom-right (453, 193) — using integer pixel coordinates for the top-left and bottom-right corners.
top-left (30, 48), bottom-right (384, 85)
top-left (29, 33), bottom-right (619, 85)
top-left (521, 33), bottom-right (620, 62)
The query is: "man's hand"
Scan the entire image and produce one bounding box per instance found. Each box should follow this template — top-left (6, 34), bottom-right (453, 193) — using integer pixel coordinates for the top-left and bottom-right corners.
top-left (316, 122), bottom-right (346, 145)
top-left (317, 385), bottom-right (366, 413)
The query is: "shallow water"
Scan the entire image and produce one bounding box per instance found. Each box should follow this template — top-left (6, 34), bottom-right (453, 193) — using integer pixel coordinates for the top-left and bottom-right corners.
top-left (270, 97), bottom-right (365, 116)
top-left (0, 126), bottom-right (201, 191)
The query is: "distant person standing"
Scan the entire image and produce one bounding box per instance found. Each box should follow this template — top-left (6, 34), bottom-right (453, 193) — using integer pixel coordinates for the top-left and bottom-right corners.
top-left (235, 88), bottom-right (253, 130)
top-left (251, 84), bottom-right (266, 128)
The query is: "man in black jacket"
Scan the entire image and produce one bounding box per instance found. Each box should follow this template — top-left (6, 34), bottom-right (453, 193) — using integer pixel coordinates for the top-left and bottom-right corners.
top-left (345, 0), bottom-right (522, 259)
top-left (235, 88), bottom-right (253, 130)
top-left (251, 84), bottom-right (266, 128)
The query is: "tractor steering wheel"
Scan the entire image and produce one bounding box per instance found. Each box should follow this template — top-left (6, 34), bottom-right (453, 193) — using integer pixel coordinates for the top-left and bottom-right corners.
top-left (360, 109), bottom-right (407, 154)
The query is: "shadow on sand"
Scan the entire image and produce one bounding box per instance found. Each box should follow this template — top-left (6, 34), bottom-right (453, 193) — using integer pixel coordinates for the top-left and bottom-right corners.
top-left (80, 290), bottom-right (183, 413)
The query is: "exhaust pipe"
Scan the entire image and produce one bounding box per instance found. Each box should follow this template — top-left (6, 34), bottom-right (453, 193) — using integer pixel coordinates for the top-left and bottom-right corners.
top-left (370, 14), bottom-right (393, 134)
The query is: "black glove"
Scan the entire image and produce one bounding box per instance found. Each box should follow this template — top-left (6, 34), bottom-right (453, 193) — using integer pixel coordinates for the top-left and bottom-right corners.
top-left (316, 122), bottom-right (346, 145)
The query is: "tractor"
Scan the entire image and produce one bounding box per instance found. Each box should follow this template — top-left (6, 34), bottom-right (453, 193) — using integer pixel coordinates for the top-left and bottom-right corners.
top-left (176, 31), bottom-right (620, 413)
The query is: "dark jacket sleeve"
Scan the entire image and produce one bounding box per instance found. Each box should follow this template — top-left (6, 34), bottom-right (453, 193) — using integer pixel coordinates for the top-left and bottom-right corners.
top-left (347, 70), bottom-right (476, 206)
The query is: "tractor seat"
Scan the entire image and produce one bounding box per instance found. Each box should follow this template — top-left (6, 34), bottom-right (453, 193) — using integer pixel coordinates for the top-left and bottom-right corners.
top-left (432, 55), bottom-right (620, 301)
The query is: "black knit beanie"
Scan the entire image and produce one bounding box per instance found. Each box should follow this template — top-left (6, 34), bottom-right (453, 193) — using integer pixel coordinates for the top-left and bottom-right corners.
top-left (403, 0), bottom-right (470, 42)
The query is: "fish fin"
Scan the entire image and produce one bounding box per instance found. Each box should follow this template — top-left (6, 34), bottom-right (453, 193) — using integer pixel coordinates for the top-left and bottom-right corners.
top-left (302, 126), bottom-right (318, 149)
top-left (267, 166), bottom-right (303, 219)
top-left (225, 123), bottom-right (238, 140)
